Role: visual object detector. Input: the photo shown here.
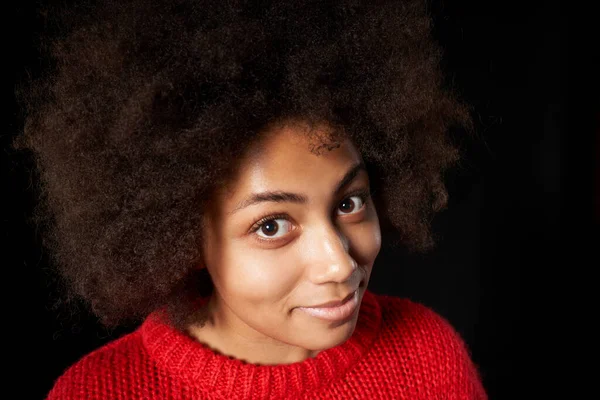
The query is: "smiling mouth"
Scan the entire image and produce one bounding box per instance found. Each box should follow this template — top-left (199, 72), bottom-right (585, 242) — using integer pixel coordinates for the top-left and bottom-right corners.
top-left (306, 290), bottom-right (357, 309)
top-left (296, 290), bottom-right (360, 322)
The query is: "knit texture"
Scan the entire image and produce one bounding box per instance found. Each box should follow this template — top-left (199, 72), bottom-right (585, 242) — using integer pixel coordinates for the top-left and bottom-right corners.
top-left (47, 290), bottom-right (487, 399)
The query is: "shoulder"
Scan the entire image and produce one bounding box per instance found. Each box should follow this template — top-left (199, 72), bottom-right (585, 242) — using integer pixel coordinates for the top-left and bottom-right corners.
top-left (374, 294), bottom-right (472, 359)
top-left (372, 293), bottom-right (488, 399)
top-left (376, 294), bottom-right (467, 342)
top-left (46, 330), bottom-right (150, 400)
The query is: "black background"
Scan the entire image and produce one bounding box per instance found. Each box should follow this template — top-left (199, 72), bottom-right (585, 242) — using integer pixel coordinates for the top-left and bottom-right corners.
top-left (5, 1), bottom-right (598, 399)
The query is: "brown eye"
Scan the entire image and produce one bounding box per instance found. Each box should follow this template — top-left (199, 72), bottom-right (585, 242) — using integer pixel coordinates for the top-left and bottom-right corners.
top-left (256, 218), bottom-right (292, 239)
top-left (261, 220), bottom-right (278, 236)
top-left (337, 195), bottom-right (365, 215)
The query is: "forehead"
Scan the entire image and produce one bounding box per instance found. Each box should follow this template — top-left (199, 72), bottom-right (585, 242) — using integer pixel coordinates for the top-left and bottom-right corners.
top-left (220, 123), bottom-right (363, 202)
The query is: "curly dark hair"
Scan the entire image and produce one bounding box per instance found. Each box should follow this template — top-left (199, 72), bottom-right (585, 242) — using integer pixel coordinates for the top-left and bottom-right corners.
top-left (14, 0), bottom-right (471, 331)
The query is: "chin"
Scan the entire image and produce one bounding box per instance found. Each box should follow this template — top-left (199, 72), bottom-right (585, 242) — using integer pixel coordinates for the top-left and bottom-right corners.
top-left (306, 319), bottom-right (359, 352)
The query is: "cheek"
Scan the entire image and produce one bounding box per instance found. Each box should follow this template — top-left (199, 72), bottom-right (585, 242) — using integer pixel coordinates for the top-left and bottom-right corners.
top-left (349, 214), bottom-right (381, 266)
top-left (218, 244), bottom-right (302, 301)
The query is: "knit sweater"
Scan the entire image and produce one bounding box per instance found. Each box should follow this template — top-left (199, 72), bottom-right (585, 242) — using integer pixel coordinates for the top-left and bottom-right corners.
top-left (47, 290), bottom-right (487, 399)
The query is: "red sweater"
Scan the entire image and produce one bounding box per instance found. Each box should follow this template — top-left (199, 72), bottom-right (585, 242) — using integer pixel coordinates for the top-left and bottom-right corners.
top-left (47, 290), bottom-right (487, 399)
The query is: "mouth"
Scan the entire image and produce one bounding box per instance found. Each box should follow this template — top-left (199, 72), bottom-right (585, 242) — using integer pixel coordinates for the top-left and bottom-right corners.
top-left (310, 290), bottom-right (356, 308)
top-left (297, 289), bottom-right (359, 322)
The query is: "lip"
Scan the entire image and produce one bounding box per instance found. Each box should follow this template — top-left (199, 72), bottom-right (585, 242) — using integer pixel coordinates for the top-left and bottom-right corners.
top-left (309, 291), bottom-right (357, 308)
top-left (297, 290), bottom-right (359, 321)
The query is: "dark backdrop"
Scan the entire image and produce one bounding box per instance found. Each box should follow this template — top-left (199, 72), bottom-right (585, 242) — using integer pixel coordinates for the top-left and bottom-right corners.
top-left (5, 1), bottom-right (596, 399)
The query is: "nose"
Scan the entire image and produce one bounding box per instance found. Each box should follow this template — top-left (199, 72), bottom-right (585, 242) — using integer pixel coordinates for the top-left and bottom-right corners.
top-left (307, 222), bottom-right (358, 284)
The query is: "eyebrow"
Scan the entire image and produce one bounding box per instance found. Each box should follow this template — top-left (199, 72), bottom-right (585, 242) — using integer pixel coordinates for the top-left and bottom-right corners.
top-left (229, 161), bottom-right (367, 214)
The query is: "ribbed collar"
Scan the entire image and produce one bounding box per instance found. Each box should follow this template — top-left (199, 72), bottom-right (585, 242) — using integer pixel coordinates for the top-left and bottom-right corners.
top-left (141, 289), bottom-right (382, 399)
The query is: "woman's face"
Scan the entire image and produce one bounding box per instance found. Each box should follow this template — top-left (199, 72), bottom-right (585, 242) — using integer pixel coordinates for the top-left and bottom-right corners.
top-left (194, 122), bottom-right (381, 365)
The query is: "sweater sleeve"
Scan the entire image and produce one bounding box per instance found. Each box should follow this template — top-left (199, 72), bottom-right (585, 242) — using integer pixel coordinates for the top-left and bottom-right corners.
top-left (45, 333), bottom-right (146, 400)
top-left (409, 300), bottom-right (488, 400)
top-left (46, 358), bottom-right (101, 400)
top-left (378, 295), bottom-right (488, 400)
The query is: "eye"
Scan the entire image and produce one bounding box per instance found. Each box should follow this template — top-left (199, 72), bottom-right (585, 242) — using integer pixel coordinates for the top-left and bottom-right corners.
top-left (249, 190), bottom-right (371, 244)
top-left (254, 217), bottom-right (293, 240)
top-left (336, 194), bottom-right (367, 215)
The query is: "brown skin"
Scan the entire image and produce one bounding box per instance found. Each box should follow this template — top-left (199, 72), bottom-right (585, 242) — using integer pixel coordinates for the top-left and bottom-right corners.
top-left (187, 122), bottom-right (381, 365)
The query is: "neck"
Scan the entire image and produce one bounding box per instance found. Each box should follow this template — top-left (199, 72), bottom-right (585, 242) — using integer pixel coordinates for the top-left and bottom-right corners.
top-left (141, 289), bottom-right (382, 399)
top-left (186, 294), bottom-right (321, 365)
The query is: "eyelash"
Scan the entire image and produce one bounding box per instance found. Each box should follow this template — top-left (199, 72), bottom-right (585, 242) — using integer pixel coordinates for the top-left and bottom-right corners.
top-left (248, 188), bottom-right (372, 242)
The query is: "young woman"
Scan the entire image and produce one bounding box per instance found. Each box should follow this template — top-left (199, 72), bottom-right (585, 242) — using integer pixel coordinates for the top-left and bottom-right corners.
top-left (16, 0), bottom-right (487, 398)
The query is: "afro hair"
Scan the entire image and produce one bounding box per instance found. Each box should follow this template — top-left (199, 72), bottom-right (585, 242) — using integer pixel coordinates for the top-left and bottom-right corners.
top-left (14, 0), bottom-right (471, 330)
